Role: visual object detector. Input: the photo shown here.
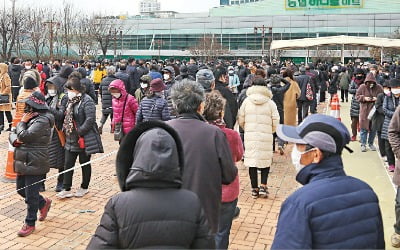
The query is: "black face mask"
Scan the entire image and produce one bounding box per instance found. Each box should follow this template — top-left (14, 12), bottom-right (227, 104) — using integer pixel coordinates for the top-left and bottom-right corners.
top-left (24, 105), bottom-right (33, 114)
top-left (355, 75), bottom-right (363, 80)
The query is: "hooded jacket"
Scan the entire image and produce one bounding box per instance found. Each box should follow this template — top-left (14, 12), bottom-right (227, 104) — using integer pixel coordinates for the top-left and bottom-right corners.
top-left (0, 63), bottom-right (12, 112)
top-left (215, 81), bottom-right (238, 129)
top-left (77, 67), bottom-right (97, 103)
top-left (100, 75), bottom-right (117, 114)
top-left (238, 85), bottom-right (280, 168)
top-left (8, 63), bottom-right (23, 87)
top-left (88, 121), bottom-right (214, 249)
top-left (46, 66), bottom-right (73, 94)
top-left (109, 79), bottom-right (138, 135)
top-left (272, 156), bottom-right (385, 249)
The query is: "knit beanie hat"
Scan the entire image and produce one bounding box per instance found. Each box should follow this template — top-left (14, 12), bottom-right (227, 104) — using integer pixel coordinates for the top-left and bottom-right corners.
top-left (22, 70), bottom-right (40, 89)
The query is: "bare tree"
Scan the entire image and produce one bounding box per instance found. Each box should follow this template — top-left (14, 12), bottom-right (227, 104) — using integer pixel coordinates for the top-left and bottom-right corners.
top-left (24, 8), bottom-right (49, 60)
top-left (0, 7), bottom-right (23, 61)
top-left (74, 14), bottom-right (96, 57)
top-left (60, 1), bottom-right (74, 57)
top-left (89, 14), bottom-right (114, 57)
top-left (189, 35), bottom-right (228, 62)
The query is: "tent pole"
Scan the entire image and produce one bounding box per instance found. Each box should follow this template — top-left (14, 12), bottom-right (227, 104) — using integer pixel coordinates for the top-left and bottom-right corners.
top-left (381, 46), bottom-right (384, 64)
top-left (341, 44), bottom-right (344, 64)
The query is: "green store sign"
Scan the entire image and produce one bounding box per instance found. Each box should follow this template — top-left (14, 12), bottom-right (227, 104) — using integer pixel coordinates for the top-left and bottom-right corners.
top-left (285, 0), bottom-right (364, 10)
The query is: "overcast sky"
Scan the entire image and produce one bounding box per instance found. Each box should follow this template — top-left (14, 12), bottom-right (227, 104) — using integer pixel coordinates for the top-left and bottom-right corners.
top-left (11, 0), bottom-right (220, 14)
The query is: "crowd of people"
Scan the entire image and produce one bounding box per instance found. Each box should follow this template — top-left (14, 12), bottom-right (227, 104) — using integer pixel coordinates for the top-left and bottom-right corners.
top-left (5, 55), bottom-right (400, 248)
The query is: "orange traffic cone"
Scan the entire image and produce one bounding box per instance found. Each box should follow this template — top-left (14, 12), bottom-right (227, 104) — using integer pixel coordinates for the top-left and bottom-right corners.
top-left (330, 94), bottom-right (341, 121)
top-left (1, 116), bottom-right (22, 183)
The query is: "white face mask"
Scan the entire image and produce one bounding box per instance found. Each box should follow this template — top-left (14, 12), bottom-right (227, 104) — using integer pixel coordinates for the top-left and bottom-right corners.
top-left (291, 146), bottom-right (315, 173)
top-left (140, 83), bottom-right (148, 89)
top-left (163, 74), bottom-right (170, 81)
top-left (25, 65), bottom-right (31, 70)
top-left (111, 93), bottom-right (121, 99)
top-left (68, 91), bottom-right (77, 100)
top-left (392, 89), bottom-right (400, 95)
top-left (384, 89), bottom-right (391, 95)
top-left (48, 89), bottom-right (57, 97)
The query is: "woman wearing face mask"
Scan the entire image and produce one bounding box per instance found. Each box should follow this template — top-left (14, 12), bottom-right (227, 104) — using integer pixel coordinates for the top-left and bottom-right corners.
top-left (349, 68), bottom-right (365, 141)
top-left (98, 66), bottom-right (118, 135)
top-left (56, 74), bottom-right (103, 199)
top-left (0, 63), bottom-right (13, 132)
top-left (227, 66), bottom-right (240, 96)
top-left (372, 81), bottom-right (389, 162)
top-left (381, 79), bottom-right (400, 172)
top-left (135, 75), bottom-right (151, 103)
top-left (43, 80), bottom-right (68, 192)
top-left (136, 78), bottom-right (170, 125)
top-left (108, 79), bottom-right (138, 142)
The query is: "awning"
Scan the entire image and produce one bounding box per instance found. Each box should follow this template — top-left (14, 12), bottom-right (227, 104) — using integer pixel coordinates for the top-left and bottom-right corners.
top-left (270, 35), bottom-right (400, 50)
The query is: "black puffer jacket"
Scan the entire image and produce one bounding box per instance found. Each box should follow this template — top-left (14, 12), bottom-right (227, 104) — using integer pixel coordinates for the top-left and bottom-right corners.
top-left (269, 77), bottom-right (291, 124)
top-left (372, 93), bottom-right (385, 132)
top-left (237, 65), bottom-right (250, 84)
top-left (65, 94), bottom-right (103, 155)
top-left (136, 95), bottom-right (171, 124)
top-left (349, 79), bottom-right (363, 117)
top-left (88, 121), bottom-right (214, 249)
top-left (46, 66), bottom-right (73, 94)
top-left (46, 93), bottom-right (68, 169)
top-left (215, 82), bottom-right (238, 129)
top-left (8, 64), bottom-right (23, 87)
top-left (100, 75), bottom-right (117, 115)
top-left (295, 73), bottom-right (312, 102)
top-left (77, 67), bottom-right (97, 103)
top-left (13, 112), bottom-right (55, 175)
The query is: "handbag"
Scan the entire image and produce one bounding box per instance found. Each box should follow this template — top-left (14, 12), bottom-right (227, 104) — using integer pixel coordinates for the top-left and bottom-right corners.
top-left (0, 94), bottom-right (9, 104)
top-left (54, 125), bottom-right (66, 147)
top-left (73, 121), bottom-right (85, 149)
top-left (368, 106), bottom-right (376, 120)
top-left (114, 96), bottom-right (128, 141)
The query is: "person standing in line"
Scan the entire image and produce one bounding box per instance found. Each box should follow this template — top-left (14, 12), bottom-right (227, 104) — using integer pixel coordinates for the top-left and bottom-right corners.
top-left (282, 68), bottom-right (300, 127)
top-left (56, 74), bottom-right (103, 199)
top-left (227, 66), bottom-right (240, 97)
top-left (356, 73), bottom-right (383, 152)
top-left (10, 92), bottom-right (54, 237)
top-left (272, 114), bottom-right (384, 249)
top-left (349, 68), bottom-right (365, 141)
top-left (167, 79), bottom-right (238, 236)
top-left (372, 81), bottom-right (388, 162)
top-left (0, 63), bottom-right (13, 132)
top-left (203, 91), bottom-right (243, 249)
top-left (339, 67), bottom-right (351, 102)
top-left (294, 67), bottom-right (312, 124)
top-left (135, 75), bottom-right (151, 103)
top-left (9, 57), bottom-right (23, 102)
top-left (92, 63), bottom-right (106, 104)
top-left (238, 78), bottom-right (279, 199)
top-left (98, 66), bottom-right (117, 134)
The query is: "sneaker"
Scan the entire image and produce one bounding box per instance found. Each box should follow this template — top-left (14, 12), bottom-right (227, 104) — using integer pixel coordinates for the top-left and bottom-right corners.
top-left (361, 145), bottom-right (367, 152)
top-left (17, 224), bottom-right (35, 237)
top-left (251, 189), bottom-right (259, 199)
top-left (75, 188), bottom-right (89, 197)
top-left (259, 186), bottom-right (269, 198)
top-left (389, 165), bottom-right (396, 172)
top-left (351, 136), bottom-right (357, 141)
top-left (278, 145), bottom-right (285, 155)
top-left (369, 144), bottom-right (377, 151)
top-left (233, 207), bottom-right (240, 220)
top-left (98, 125), bottom-right (103, 135)
top-left (56, 190), bottom-right (73, 199)
top-left (39, 198), bottom-right (52, 221)
top-left (392, 232), bottom-right (400, 248)
top-left (55, 182), bottom-right (63, 193)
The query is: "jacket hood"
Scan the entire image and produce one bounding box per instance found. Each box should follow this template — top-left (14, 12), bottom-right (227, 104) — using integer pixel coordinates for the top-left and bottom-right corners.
top-left (365, 73), bottom-right (377, 83)
top-left (109, 79), bottom-right (127, 97)
top-left (246, 85), bottom-right (273, 105)
top-left (77, 67), bottom-right (87, 78)
top-left (0, 63), bottom-right (8, 74)
top-left (116, 121), bottom-right (185, 191)
top-left (296, 155), bottom-right (346, 185)
top-left (10, 64), bottom-right (21, 71)
top-left (59, 65), bottom-right (74, 78)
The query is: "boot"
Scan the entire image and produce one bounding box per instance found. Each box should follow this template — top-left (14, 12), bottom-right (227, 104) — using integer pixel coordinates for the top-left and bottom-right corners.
top-left (6, 123), bottom-right (12, 131)
top-left (98, 124), bottom-right (103, 135)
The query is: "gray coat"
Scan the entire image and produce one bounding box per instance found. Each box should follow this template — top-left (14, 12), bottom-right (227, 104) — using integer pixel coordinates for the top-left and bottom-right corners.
top-left (167, 113), bottom-right (238, 234)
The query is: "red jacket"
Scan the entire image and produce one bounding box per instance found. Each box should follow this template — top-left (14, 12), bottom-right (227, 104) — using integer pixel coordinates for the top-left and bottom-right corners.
top-left (109, 79), bottom-right (138, 135)
top-left (210, 121), bottom-right (244, 203)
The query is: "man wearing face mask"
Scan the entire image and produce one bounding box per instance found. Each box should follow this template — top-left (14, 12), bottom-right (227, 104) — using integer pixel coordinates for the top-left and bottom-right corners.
top-left (349, 68), bottom-right (365, 141)
top-left (369, 64), bottom-right (385, 85)
top-left (162, 66), bottom-right (177, 117)
top-left (135, 75), bottom-right (151, 103)
top-left (356, 73), bottom-right (384, 152)
top-left (272, 114), bottom-right (384, 249)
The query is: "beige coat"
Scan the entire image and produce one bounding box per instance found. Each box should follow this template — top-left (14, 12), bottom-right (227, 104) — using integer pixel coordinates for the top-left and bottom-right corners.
top-left (0, 63), bottom-right (11, 112)
top-left (238, 85), bottom-right (279, 168)
top-left (283, 77), bottom-right (300, 126)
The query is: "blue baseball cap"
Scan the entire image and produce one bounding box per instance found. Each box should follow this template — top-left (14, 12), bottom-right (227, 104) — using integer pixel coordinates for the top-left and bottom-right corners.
top-left (277, 114), bottom-right (352, 154)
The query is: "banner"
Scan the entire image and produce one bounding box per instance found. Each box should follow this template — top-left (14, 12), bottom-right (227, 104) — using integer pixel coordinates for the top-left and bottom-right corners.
top-left (285, 0), bottom-right (364, 10)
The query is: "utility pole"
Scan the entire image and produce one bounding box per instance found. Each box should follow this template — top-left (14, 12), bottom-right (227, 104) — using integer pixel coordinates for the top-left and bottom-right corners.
top-left (155, 40), bottom-right (163, 61)
top-left (254, 25), bottom-right (266, 60)
top-left (43, 18), bottom-right (60, 62)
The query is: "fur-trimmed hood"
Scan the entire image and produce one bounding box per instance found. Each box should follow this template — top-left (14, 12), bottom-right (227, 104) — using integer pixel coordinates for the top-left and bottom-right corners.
top-left (116, 121), bottom-right (185, 191)
top-left (246, 85), bottom-right (273, 105)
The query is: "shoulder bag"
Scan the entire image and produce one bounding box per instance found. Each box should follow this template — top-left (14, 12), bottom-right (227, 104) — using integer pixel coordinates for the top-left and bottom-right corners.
top-left (114, 96), bottom-right (128, 141)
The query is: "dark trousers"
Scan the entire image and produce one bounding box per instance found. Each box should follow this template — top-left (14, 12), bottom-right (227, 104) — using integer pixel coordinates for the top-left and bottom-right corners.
top-left (395, 187), bottom-right (400, 234)
top-left (319, 91), bottom-right (326, 103)
top-left (249, 167), bottom-right (270, 188)
top-left (341, 89), bottom-right (349, 102)
top-left (100, 112), bottom-right (113, 126)
top-left (385, 139), bottom-right (396, 166)
top-left (0, 111), bottom-right (12, 126)
top-left (12, 86), bottom-right (20, 103)
top-left (297, 101), bottom-right (311, 124)
top-left (63, 150), bottom-right (92, 191)
top-left (377, 131), bottom-right (386, 157)
top-left (215, 199), bottom-right (238, 249)
top-left (17, 175), bottom-right (46, 226)
top-left (351, 116), bottom-right (359, 137)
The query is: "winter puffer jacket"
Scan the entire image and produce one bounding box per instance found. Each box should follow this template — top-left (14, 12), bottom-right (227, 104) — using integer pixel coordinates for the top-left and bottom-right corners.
top-left (349, 79), bottom-right (363, 117)
top-left (238, 86), bottom-right (279, 168)
top-left (215, 82), bottom-right (238, 129)
top-left (109, 79), bottom-right (138, 135)
top-left (87, 121), bottom-right (214, 249)
top-left (65, 94), bottom-right (103, 155)
top-left (295, 74), bottom-right (312, 102)
top-left (46, 93), bottom-right (68, 169)
top-left (77, 67), bottom-right (97, 103)
top-left (13, 112), bottom-right (55, 175)
top-left (272, 156), bottom-right (385, 249)
top-left (382, 94), bottom-right (400, 140)
top-left (372, 93), bottom-right (385, 133)
top-left (269, 77), bottom-right (291, 124)
top-left (46, 66), bottom-right (73, 94)
top-left (100, 75), bottom-right (117, 115)
top-left (136, 95), bottom-right (171, 124)
top-left (8, 64), bottom-right (23, 87)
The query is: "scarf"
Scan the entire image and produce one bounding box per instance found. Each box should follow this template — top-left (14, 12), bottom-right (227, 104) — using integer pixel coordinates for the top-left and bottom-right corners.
top-left (63, 95), bottom-right (82, 134)
top-left (208, 119), bottom-right (226, 129)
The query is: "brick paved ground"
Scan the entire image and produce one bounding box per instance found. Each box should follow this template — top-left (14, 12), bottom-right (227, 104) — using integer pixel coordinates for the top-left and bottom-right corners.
top-left (0, 104), bottom-right (305, 249)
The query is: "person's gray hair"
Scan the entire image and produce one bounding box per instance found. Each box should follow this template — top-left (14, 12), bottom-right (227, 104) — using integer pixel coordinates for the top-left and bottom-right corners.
top-left (107, 66), bottom-right (116, 76)
top-left (171, 79), bottom-right (205, 114)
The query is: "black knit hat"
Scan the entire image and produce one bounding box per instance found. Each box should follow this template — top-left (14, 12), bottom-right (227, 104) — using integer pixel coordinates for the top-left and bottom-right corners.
top-left (20, 91), bottom-right (48, 110)
top-left (390, 78), bottom-right (400, 88)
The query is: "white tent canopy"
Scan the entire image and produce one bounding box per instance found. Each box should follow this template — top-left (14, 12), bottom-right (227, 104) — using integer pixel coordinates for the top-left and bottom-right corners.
top-left (270, 35), bottom-right (400, 62)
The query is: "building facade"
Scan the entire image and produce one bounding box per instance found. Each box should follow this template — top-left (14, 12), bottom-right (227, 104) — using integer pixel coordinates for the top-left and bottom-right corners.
top-left (140, 0), bottom-right (161, 14)
top-left (104, 0), bottom-right (400, 62)
top-left (220, 0), bottom-right (264, 6)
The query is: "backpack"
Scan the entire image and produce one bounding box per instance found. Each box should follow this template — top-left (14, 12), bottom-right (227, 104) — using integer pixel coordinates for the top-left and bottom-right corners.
top-left (306, 82), bottom-right (313, 101)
